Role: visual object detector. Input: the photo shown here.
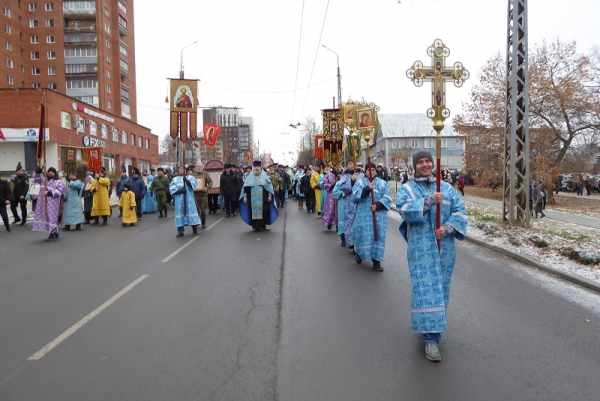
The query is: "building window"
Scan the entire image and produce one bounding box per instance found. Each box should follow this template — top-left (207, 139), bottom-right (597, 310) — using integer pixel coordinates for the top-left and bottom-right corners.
top-left (66, 79), bottom-right (98, 89)
top-left (3, 7), bottom-right (10, 17)
top-left (7, 59), bottom-right (13, 68)
top-left (32, 83), bottom-right (40, 88)
top-left (48, 66), bottom-right (56, 75)
top-left (121, 130), bottom-right (127, 144)
top-left (47, 50), bottom-right (55, 59)
top-left (145, 138), bottom-right (149, 150)
top-left (46, 35), bottom-right (54, 43)
top-left (104, 7), bottom-right (109, 16)
top-left (74, 115), bottom-right (85, 133)
top-left (29, 3), bottom-right (37, 12)
top-left (138, 136), bottom-right (142, 148)
top-left (441, 138), bottom-right (448, 149)
top-left (30, 35), bottom-right (39, 44)
top-left (106, 84), bottom-right (111, 93)
top-left (61, 111), bottom-right (71, 129)
top-left (100, 124), bottom-right (108, 139)
top-left (45, 19), bottom-right (54, 27)
top-left (104, 23), bottom-right (110, 33)
top-left (31, 67), bottom-right (40, 75)
top-left (31, 51), bottom-right (39, 59)
top-left (90, 120), bottom-right (97, 136)
top-left (411, 139), bottom-right (419, 148)
top-left (118, 0), bottom-right (126, 14)
top-left (105, 39), bottom-right (109, 48)
top-left (130, 133), bottom-right (135, 146)
top-left (48, 82), bottom-right (57, 90)
top-left (106, 54), bottom-right (110, 63)
top-left (29, 19), bottom-right (38, 28)
top-left (110, 127), bottom-right (117, 141)
top-left (73, 96), bottom-right (98, 106)
top-left (119, 59), bottom-right (128, 72)
top-left (119, 41), bottom-right (127, 56)
top-left (118, 15), bottom-right (127, 31)
top-left (66, 64), bottom-right (98, 74)
top-left (5, 41), bottom-right (12, 51)
top-left (106, 69), bottom-right (110, 78)
top-left (425, 139), bottom-right (433, 148)
top-left (5, 25), bottom-right (12, 34)
top-left (21, 65), bottom-right (25, 73)
top-left (64, 48), bottom-right (97, 57)
top-left (45, 3), bottom-right (53, 11)
top-left (108, 100), bottom-right (112, 109)
top-left (7, 76), bottom-right (14, 85)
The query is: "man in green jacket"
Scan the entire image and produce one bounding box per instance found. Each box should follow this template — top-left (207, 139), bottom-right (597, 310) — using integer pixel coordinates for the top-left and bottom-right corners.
top-left (149, 167), bottom-right (171, 218)
top-left (193, 162), bottom-right (213, 228)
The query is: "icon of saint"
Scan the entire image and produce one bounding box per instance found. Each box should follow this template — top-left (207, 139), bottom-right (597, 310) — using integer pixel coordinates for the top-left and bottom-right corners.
top-left (176, 87), bottom-right (193, 108)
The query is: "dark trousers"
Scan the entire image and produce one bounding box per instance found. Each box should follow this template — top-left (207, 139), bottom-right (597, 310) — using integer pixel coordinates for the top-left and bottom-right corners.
top-left (279, 190), bottom-right (286, 207)
top-left (194, 194), bottom-right (208, 219)
top-left (135, 197), bottom-right (143, 217)
top-left (11, 198), bottom-right (28, 221)
top-left (223, 194), bottom-right (236, 214)
top-left (0, 204), bottom-right (10, 228)
top-left (208, 194), bottom-right (219, 213)
top-left (156, 191), bottom-right (167, 212)
top-left (305, 195), bottom-right (316, 212)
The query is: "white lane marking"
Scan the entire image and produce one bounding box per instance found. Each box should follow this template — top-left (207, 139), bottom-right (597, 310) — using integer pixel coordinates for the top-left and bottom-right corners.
top-left (162, 218), bottom-right (223, 263)
top-left (28, 274), bottom-right (149, 361)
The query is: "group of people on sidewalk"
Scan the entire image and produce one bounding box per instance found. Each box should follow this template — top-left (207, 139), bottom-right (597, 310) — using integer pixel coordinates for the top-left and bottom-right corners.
top-left (290, 151), bottom-right (468, 362)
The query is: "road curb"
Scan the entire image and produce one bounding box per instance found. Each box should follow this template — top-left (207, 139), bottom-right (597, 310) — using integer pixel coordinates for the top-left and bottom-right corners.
top-left (465, 235), bottom-right (600, 294)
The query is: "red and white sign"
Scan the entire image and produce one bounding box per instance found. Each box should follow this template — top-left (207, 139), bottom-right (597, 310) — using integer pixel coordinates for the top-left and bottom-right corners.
top-left (72, 102), bottom-right (115, 123)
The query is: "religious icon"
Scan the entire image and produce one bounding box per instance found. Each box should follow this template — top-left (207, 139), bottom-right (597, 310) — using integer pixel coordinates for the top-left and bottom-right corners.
top-left (358, 109), bottom-right (373, 128)
top-left (195, 176), bottom-right (206, 191)
top-left (66, 149), bottom-right (75, 160)
top-left (344, 105), bottom-right (355, 123)
top-left (330, 122), bottom-right (338, 133)
top-left (318, 137), bottom-right (324, 148)
top-left (175, 86), bottom-right (194, 108)
top-left (90, 149), bottom-right (99, 160)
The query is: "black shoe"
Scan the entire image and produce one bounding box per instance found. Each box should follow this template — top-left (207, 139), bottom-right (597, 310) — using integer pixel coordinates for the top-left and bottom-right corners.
top-left (46, 233), bottom-right (54, 242)
top-left (83, 221), bottom-right (90, 225)
top-left (176, 233), bottom-right (184, 238)
top-left (122, 223), bottom-right (127, 227)
top-left (192, 226), bottom-right (198, 235)
top-left (118, 214), bottom-right (122, 217)
top-left (201, 218), bottom-right (206, 228)
top-left (63, 226), bottom-right (71, 231)
top-left (372, 260), bottom-right (384, 272)
top-left (226, 213), bottom-right (231, 218)
top-left (91, 221), bottom-right (99, 225)
top-left (327, 224), bottom-right (332, 230)
top-left (355, 254), bottom-right (362, 264)
top-left (20, 220), bottom-right (27, 226)
top-left (164, 211), bottom-right (168, 218)
top-left (159, 211), bottom-right (163, 218)
top-left (101, 221), bottom-right (107, 226)
top-left (541, 213), bottom-right (546, 218)
top-left (75, 225), bottom-right (82, 230)
top-left (12, 219), bottom-right (21, 224)
top-left (6, 226), bottom-right (11, 232)
top-left (232, 212), bottom-right (236, 217)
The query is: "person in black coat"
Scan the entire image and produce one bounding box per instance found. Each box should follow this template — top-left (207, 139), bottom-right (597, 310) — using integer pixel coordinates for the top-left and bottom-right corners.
top-left (301, 167), bottom-right (316, 213)
top-left (277, 165), bottom-right (291, 208)
top-left (128, 167), bottom-right (147, 219)
top-left (10, 162), bottom-right (29, 225)
top-left (0, 176), bottom-right (14, 232)
top-left (220, 164), bottom-right (240, 217)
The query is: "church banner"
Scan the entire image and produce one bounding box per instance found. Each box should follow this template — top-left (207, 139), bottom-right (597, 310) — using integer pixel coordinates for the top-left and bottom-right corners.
top-left (203, 124), bottom-right (221, 147)
top-left (346, 134), bottom-right (361, 160)
top-left (243, 150), bottom-right (254, 165)
top-left (169, 79), bottom-right (198, 145)
top-left (314, 135), bottom-right (324, 161)
top-left (321, 108), bottom-right (344, 166)
top-left (86, 147), bottom-right (103, 172)
top-left (62, 146), bottom-right (77, 175)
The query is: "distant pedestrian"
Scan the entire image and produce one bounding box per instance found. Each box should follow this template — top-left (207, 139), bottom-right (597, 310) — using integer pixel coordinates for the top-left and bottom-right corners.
top-left (128, 168), bottom-right (147, 220)
top-left (115, 169), bottom-right (129, 217)
top-left (10, 163), bottom-right (29, 226)
top-left (0, 176), bottom-right (13, 232)
top-left (32, 166), bottom-right (65, 241)
top-left (458, 175), bottom-right (465, 196)
top-left (63, 172), bottom-right (84, 231)
top-left (90, 168), bottom-right (111, 225)
top-left (169, 165), bottom-right (200, 237)
top-left (118, 183), bottom-right (137, 226)
top-left (149, 167), bottom-right (170, 218)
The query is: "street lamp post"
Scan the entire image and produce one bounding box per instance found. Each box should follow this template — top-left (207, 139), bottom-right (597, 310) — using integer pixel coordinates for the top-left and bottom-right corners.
top-left (322, 45), bottom-right (341, 108)
top-left (177, 41), bottom-right (197, 166)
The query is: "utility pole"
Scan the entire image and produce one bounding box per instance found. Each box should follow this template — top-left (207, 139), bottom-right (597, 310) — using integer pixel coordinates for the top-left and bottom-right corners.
top-left (322, 45), bottom-right (342, 107)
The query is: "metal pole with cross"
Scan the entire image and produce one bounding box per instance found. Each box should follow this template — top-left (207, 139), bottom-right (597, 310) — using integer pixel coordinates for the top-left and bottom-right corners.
top-left (406, 39), bottom-right (469, 250)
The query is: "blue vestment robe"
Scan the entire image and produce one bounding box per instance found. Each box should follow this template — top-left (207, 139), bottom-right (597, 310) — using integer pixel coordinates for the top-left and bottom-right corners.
top-left (396, 177), bottom-right (468, 333)
top-left (142, 175), bottom-right (158, 213)
top-left (352, 176), bottom-right (392, 262)
top-left (63, 179), bottom-right (84, 225)
top-left (332, 181), bottom-right (345, 236)
top-left (239, 171), bottom-right (278, 226)
top-left (338, 171), bottom-right (363, 247)
top-left (169, 175), bottom-right (200, 228)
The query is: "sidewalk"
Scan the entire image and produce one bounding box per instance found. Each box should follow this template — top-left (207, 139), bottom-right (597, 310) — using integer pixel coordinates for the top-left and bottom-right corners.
top-left (462, 194), bottom-right (600, 229)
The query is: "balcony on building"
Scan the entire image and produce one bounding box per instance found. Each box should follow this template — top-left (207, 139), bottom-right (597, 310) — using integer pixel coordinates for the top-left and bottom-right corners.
top-left (65, 63), bottom-right (98, 78)
top-left (118, 21), bottom-right (127, 36)
top-left (64, 22), bottom-right (96, 33)
top-left (64, 33), bottom-right (97, 45)
top-left (63, 1), bottom-right (97, 18)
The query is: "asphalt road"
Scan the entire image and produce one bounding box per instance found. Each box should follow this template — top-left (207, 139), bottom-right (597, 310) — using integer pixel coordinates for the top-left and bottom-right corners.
top-left (1, 200), bottom-right (599, 400)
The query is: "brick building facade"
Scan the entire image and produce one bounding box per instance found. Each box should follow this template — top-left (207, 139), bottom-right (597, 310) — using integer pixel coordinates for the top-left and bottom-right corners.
top-left (0, 88), bottom-right (157, 174)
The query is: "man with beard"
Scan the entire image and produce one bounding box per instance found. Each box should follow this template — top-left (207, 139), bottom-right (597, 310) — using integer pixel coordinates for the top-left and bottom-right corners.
top-left (267, 164), bottom-right (282, 207)
top-left (239, 161), bottom-right (278, 231)
top-left (128, 168), bottom-right (147, 220)
top-left (320, 164), bottom-right (338, 231)
top-left (396, 150), bottom-right (468, 362)
top-left (169, 165), bottom-right (200, 237)
top-left (32, 166), bottom-right (65, 241)
top-left (63, 171), bottom-right (84, 231)
top-left (10, 163), bottom-right (29, 225)
top-left (192, 162), bottom-right (213, 228)
top-left (352, 162), bottom-right (392, 271)
top-left (338, 160), bottom-right (363, 251)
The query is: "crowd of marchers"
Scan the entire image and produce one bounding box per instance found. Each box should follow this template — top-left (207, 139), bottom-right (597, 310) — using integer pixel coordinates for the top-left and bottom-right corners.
top-left (0, 152), bottom-right (470, 363)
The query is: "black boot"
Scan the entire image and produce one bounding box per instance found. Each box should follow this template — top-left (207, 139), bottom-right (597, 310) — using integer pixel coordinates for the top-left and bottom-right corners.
top-left (340, 233), bottom-right (346, 247)
top-left (164, 209), bottom-right (168, 218)
top-left (192, 225), bottom-right (198, 235)
top-left (202, 218), bottom-right (206, 228)
top-left (75, 224), bottom-right (81, 230)
top-left (159, 211), bottom-right (163, 218)
top-left (372, 260), bottom-right (383, 272)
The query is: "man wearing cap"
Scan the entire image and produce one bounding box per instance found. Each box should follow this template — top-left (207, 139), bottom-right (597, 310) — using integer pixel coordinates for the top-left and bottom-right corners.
top-left (239, 161), bottom-right (278, 231)
top-left (352, 162), bottom-right (392, 272)
top-left (220, 163), bottom-right (240, 218)
top-left (90, 168), bottom-right (111, 225)
top-left (31, 166), bottom-right (65, 241)
top-left (339, 160), bottom-right (363, 250)
top-left (192, 162), bottom-right (213, 228)
top-left (320, 164), bottom-right (338, 230)
top-left (169, 165), bottom-right (200, 237)
top-left (376, 164), bottom-right (389, 181)
top-left (149, 167), bottom-right (170, 218)
top-left (0, 175), bottom-right (13, 232)
top-left (128, 167), bottom-right (147, 220)
top-left (301, 166), bottom-right (315, 213)
top-left (10, 163), bottom-right (29, 226)
top-left (63, 171), bottom-right (84, 231)
top-left (396, 150), bottom-right (468, 362)
top-left (267, 164), bottom-right (282, 208)
top-left (115, 169), bottom-right (129, 217)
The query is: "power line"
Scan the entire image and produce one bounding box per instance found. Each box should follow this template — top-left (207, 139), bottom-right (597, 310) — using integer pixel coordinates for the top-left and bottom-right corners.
top-left (299, 0), bottom-right (331, 120)
top-left (200, 76), bottom-right (335, 94)
top-left (291, 0), bottom-right (307, 124)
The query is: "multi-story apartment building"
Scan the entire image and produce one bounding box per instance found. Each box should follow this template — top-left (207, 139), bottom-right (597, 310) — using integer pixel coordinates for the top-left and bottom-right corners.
top-left (200, 107), bottom-right (254, 166)
top-left (0, 1), bottom-right (156, 173)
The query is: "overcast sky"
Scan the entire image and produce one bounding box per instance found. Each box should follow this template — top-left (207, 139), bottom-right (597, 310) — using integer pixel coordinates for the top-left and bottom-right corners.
top-left (134, 0), bottom-right (599, 164)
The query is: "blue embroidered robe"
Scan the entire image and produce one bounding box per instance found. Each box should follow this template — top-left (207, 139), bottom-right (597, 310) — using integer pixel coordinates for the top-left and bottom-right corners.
top-left (142, 175), bottom-right (158, 213)
top-left (169, 175), bottom-right (200, 228)
top-left (396, 178), bottom-right (468, 333)
top-left (352, 176), bottom-right (392, 262)
top-left (63, 180), bottom-right (84, 225)
top-left (338, 171), bottom-right (363, 247)
top-left (239, 171), bottom-right (279, 226)
top-left (332, 181), bottom-right (345, 236)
